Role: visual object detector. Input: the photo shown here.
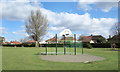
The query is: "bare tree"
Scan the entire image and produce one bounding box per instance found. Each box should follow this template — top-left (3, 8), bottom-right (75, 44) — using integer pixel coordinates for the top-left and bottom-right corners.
top-left (110, 23), bottom-right (120, 43)
top-left (20, 37), bottom-right (30, 43)
top-left (110, 23), bottom-right (119, 36)
top-left (25, 10), bottom-right (49, 47)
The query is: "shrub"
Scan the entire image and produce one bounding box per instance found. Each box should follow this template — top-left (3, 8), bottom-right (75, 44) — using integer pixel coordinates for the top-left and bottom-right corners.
top-left (86, 43), bottom-right (93, 49)
top-left (83, 43), bottom-right (92, 49)
top-left (46, 44), bottom-right (63, 47)
top-left (22, 42), bottom-right (35, 47)
top-left (3, 44), bottom-right (22, 47)
top-left (91, 43), bottom-right (111, 48)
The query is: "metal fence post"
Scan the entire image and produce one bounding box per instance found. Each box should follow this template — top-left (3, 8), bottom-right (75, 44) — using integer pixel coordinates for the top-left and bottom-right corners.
top-left (46, 43), bottom-right (47, 55)
top-left (56, 34), bottom-right (57, 55)
top-left (74, 34), bottom-right (76, 55)
top-left (82, 46), bottom-right (83, 54)
top-left (64, 35), bottom-right (66, 55)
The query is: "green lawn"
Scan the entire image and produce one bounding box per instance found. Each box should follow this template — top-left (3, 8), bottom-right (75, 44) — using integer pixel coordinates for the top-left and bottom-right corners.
top-left (2, 47), bottom-right (118, 70)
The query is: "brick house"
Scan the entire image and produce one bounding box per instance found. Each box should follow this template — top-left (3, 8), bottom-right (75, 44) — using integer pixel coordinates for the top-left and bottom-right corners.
top-left (78, 36), bottom-right (94, 43)
top-left (78, 35), bottom-right (106, 43)
top-left (46, 37), bottom-right (58, 44)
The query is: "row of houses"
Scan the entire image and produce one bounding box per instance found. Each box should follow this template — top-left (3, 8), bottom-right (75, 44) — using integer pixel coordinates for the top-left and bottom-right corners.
top-left (46, 35), bottom-right (106, 44)
top-left (45, 34), bottom-right (119, 44)
top-left (0, 34), bottom-right (119, 45)
top-left (3, 40), bottom-right (36, 45)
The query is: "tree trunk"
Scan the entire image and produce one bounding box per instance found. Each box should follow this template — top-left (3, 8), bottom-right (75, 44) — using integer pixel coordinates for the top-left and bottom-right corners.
top-left (35, 41), bottom-right (39, 47)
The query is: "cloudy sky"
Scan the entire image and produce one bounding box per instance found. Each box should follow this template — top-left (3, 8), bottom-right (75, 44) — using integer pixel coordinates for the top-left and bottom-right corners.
top-left (0, 0), bottom-right (119, 41)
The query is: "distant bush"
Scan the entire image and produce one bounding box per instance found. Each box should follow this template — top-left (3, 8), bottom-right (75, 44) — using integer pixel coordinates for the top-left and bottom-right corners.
top-left (116, 43), bottom-right (120, 48)
top-left (46, 44), bottom-right (63, 47)
top-left (86, 43), bottom-right (93, 49)
top-left (91, 43), bottom-right (111, 48)
top-left (22, 42), bottom-right (35, 47)
top-left (3, 42), bottom-right (120, 48)
top-left (91, 43), bottom-right (120, 48)
top-left (3, 44), bottom-right (22, 47)
top-left (83, 43), bottom-right (92, 49)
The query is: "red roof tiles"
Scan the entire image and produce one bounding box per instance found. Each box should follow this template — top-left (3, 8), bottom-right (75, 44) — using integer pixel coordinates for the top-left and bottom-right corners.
top-left (78, 36), bottom-right (92, 42)
top-left (27, 40), bottom-right (35, 43)
top-left (10, 41), bottom-right (21, 44)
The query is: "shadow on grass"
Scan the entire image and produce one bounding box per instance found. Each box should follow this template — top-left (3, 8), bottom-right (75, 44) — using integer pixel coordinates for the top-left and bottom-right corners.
top-left (104, 48), bottom-right (120, 51)
top-left (34, 53), bottom-right (47, 55)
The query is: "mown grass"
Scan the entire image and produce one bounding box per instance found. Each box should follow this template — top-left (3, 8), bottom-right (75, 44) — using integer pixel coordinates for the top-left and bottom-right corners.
top-left (2, 47), bottom-right (118, 70)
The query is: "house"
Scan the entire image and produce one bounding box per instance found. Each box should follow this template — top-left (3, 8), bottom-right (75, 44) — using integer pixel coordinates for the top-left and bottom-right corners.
top-left (23, 40), bottom-right (36, 44)
top-left (46, 37), bottom-right (58, 44)
top-left (78, 35), bottom-right (106, 43)
top-left (39, 41), bottom-right (47, 44)
top-left (78, 36), bottom-right (94, 43)
top-left (91, 35), bottom-right (107, 43)
top-left (4, 42), bottom-right (10, 44)
top-left (107, 35), bottom-right (120, 43)
top-left (10, 41), bottom-right (21, 44)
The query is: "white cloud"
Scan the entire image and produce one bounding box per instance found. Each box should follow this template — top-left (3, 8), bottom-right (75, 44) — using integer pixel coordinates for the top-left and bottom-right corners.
top-left (20, 25), bottom-right (25, 28)
top-left (0, 27), bottom-right (7, 34)
top-left (42, 32), bottom-right (55, 41)
top-left (1, 1), bottom-right (117, 38)
top-left (42, 10), bottom-right (117, 37)
top-left (77, 0), bottom-right (118, 12)
top-left (12, 30), bottom-right (26, 36)
top-left (95, 2), bottom-right (117, 12)
top-left (24, 33), bottom-right (29, 37)
top-left (49, 27), bottom-right (66, 31)
top-left (12, 29), bottom-right (29, 37)
top-left (1, 0), bottom-right (42, 21)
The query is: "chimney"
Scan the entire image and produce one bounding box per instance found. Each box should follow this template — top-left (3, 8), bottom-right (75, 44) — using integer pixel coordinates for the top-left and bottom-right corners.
top-left (109, 35), bottom-right (111, 38)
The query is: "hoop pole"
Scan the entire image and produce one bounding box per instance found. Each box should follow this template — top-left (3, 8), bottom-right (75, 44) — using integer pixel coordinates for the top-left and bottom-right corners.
top-left (46, 42), bottom-right (47, 55)
top-left (74, 34), bottom-right (76, 55)
top-left (56, 34), bottom-right (57, 55)
top-left (64, 35), bottom-right (66, 55)
top-left (82, 44), bottom-right (83, 54)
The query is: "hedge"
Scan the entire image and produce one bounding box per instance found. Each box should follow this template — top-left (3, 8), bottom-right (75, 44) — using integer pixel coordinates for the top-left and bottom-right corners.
top-left (3, 44), bottom-right (22, 47)
top-left (91, 43), bottom-right (120, 48)
top-left (2, 43), bottom-right (120, 48)
top-left (91, 43), bottom-right (111, 48)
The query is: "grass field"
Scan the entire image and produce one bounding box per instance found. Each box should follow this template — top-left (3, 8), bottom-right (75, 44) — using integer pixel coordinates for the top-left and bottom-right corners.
top-left (2, 47), bottom-right (118, 70)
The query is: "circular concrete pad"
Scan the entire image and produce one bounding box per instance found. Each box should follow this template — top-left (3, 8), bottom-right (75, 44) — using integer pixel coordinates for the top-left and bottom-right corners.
top-left (39, 54), bottom-right (105, 62)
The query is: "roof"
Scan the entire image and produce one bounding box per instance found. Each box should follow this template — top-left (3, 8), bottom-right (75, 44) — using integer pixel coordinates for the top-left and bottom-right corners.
top-left (78, 35), bottom-right (105, 42)
top-left (5, 42), bottom-right (9, 44)
top-left (46, 37), bottom-right (57, 42)
top-left (27, 40), bottom-right (35, 43)
top-left (10, 41), bottom-right (21, 44)
top-left (91, 35), bottom-right (106, 40)
top-left (78, 36), bottom-right (92, 42)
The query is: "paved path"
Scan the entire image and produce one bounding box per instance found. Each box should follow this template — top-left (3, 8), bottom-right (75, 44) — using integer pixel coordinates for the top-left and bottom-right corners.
top-left (39, 54), bottom-right (105, 62)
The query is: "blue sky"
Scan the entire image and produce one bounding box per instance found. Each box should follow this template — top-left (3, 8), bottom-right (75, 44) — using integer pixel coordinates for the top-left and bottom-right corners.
top-left (0, 1), bottom-right (118, 42)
